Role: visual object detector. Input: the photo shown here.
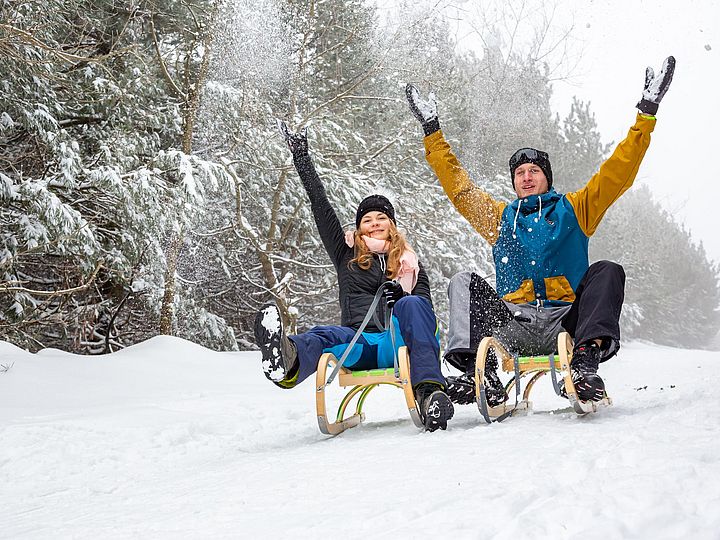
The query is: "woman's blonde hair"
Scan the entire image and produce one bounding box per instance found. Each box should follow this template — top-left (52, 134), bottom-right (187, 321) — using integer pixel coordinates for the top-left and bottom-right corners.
top-left (349, 220), bottom-right (411, 278)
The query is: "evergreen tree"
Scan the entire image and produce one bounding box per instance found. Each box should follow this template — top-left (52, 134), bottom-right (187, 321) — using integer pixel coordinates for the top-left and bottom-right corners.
top-left (0, 0), bottom-right (236, 352)
top-left (2, 0), bottom-right (717, 354)
top-left (592, 186), bottom-right (720, 347)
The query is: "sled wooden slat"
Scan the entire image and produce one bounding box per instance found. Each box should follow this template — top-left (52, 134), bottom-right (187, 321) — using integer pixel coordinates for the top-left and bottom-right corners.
top-left (339, 367), bottom-right (404, 387)
top-left (315, 346), bottom-right (423, 436)
top-left (501, 354), bottom-right (562, 373)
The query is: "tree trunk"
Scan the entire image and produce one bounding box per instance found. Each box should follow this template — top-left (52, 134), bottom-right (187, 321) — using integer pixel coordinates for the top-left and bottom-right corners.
top-left (158, 2), bottom-right (218, 335)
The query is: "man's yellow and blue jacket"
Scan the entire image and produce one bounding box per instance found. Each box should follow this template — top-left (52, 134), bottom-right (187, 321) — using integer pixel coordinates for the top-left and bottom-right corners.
top-left (424, 114), bottom-right (655, 306)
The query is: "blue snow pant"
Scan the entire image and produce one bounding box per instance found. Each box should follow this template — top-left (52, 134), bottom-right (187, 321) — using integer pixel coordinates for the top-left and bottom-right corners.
top-left (288, 296), bottom-right (444, 389)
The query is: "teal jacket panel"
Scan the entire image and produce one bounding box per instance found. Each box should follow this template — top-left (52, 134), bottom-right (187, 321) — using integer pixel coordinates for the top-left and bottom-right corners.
top-left (494, 189), bottom-right (589, 306)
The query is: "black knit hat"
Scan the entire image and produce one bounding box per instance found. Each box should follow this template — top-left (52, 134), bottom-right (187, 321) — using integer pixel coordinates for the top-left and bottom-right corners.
top-left (509, 147), bottom-right (553, 190)
top-left (355, 194), bottom-right (396, 229)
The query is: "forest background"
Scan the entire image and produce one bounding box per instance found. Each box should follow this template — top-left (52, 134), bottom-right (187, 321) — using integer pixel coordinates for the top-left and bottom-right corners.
top-left (1, 0), bottom-right (718, 356)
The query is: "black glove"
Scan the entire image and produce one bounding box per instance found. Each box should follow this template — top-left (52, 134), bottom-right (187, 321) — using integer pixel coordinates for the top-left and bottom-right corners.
top-left (276, 119), bottom-right (308, 156)
top-left (405, 83), bottom-right (440, 136)
top-left (383, 280), bottom-right (406, 309)
top-left (636, 56), bottom-right (676, 116)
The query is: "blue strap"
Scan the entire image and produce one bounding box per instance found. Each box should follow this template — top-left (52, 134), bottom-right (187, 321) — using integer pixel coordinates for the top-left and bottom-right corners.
top-left (387, 304), bottom-right (399, 379)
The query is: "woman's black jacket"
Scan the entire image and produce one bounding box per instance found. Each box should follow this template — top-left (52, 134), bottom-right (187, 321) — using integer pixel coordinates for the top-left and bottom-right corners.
top-left (293, 153), bottom-right (433, 332)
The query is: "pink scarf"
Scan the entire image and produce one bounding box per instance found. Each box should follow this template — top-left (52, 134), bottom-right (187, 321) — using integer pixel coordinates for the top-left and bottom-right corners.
top-left (344, 231), bottom-right (419, 293)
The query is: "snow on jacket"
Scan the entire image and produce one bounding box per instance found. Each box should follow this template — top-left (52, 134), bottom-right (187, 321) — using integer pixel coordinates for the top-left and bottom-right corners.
top-left (423, 113), bottom-right (656, 306)
top-left (293, 153), bottom-right (433, 331)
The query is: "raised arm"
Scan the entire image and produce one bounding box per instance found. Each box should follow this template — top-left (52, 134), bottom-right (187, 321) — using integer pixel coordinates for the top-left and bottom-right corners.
top-left (277, 121), bottom-right (347, 267)
top-left (565, 115), bottom-right (655, 237)
top-left (566, 56), bottom-right (675, 236)
top-left (405, 84), bottom-right (505, 245)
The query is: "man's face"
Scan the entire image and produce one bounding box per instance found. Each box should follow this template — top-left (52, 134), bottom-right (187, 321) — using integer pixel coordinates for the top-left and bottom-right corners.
top-left (513, 163), bottom-right (549, 198)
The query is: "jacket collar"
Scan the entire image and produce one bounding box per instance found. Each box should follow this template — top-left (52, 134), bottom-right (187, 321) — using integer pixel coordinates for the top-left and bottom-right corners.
top-left (509, 188), bottom-right (562, 215)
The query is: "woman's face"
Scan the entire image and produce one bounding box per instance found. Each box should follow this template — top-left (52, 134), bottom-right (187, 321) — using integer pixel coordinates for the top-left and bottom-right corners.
top-left (358, 211), bottom-right (391, 241)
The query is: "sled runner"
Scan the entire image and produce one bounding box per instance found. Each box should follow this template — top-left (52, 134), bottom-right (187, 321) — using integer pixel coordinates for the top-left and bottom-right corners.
top-left (315, 346), bottom-right (424, 435)
top-left (474, 332), bottom-right (612, 423)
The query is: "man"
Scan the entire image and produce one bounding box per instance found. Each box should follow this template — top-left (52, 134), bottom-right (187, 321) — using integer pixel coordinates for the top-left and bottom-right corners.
top-left (405, 56), bottom-right (675, 405)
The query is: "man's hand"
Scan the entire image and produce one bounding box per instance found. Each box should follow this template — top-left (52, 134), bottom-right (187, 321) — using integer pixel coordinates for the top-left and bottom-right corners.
top-left (636, 56), bottom-right (676, 116)
top-left (405, 83), bottom-right (440, 136)
top-left (383, 280), bottom-right (406, 309)
top-left (276, 119), bottom-right (309, 156)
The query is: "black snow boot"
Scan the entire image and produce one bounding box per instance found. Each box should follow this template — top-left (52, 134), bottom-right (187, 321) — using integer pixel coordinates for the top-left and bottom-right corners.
top-left (482, 349), bottom-right (508, 407)
top-left (445, 372), bottom-right (475, 405)
top-left (254, 303), bottom-right (298, 383)
top-left (444, 351), bottom-right (475, 405)
top-left (414, 383), bottom-right (454, 432)
top-left (567, 341), bottom-right (605, 401)
top-left (446, 350), bottom-right (507, 407)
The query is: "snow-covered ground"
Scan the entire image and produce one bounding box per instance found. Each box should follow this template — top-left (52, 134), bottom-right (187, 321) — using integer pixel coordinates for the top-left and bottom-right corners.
top-left (1, 337), bottom-right (718, 539)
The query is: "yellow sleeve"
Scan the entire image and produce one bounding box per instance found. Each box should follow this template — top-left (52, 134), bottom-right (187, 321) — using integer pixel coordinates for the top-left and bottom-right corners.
top-left (566, 114), bottom-right (656, 237)
top-left (423, 130), bottom-right (506, 245)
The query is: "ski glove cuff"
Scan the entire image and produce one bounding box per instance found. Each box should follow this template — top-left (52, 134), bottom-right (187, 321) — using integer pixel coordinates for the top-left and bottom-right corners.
top-left (405, 83), bottom-right (440, 136)
top-left (636, 56), bottom-right (675, 116)
top-left (277, 119), bottom-right (309, 157)
top-left (421, 118), bottom-right (441, 137)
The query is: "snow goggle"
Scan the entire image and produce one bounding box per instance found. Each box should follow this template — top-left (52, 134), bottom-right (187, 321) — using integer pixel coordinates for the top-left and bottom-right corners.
top-left (509, 148), bottom-right (549, 171)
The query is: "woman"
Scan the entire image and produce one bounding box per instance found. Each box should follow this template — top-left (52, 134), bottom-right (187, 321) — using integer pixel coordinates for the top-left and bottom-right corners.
top-left (253, 122), bottom-right (453, 432)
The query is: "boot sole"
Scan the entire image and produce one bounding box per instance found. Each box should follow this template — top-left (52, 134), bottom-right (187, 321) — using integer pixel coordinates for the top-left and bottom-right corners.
top-left (446, 378), bottom-right (475, 405)
top-left (254, 304), bottom-right (286, 382)
top-left (562, 372), bottom-right (606, 402)
top-left (447, 378), bottom-right (508, 407)
top-left (574, 378), bottom-right (606, 402)
top-left (423, 391), bottom-right (455, 432)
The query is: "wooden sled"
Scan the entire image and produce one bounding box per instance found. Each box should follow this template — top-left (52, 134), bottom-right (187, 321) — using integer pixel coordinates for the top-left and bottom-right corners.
top-left (474, 332), bottom-right (612, 423)
top-left (315, 345), bottom-right (424, 435)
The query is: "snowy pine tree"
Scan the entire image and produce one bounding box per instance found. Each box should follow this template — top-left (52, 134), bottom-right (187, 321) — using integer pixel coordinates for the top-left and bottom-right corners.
top-left (1, 0), bottom-right (717, 353)
top-left (0, 0), bottom-right (236, 351)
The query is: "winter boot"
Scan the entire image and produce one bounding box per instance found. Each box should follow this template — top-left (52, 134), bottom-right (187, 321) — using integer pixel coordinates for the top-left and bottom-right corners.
top-left (565, 341), bottom-right (605, 401)
top-left (414, 383), bottom-right (454, 432)
top-left (254, 303), bottom-right (298, 383)
top-left (482, 349), bottom-right (508, 407)
top-left (444, 351), bottom-right (476, 405)
top-left (445, 372), bottom-right (475, 405)
top-left (446, 350), bottom-right (508, 407)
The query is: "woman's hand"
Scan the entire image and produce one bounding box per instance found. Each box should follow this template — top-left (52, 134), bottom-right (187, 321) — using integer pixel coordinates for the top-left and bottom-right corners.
top-left (383, 280), bottom-right (406, 308)
top-left (277, 119), bottom-right (309, 156)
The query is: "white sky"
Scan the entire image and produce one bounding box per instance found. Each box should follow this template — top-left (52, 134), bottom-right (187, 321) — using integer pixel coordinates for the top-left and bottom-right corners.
top-left (430, 0), bottom-right (720, 263)
top-left (548, 0), bottom-right (720, 264)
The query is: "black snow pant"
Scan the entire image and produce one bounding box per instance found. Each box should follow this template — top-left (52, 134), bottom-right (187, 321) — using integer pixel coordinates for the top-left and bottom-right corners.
top-left (445, 260), bottom-right (626, 373)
